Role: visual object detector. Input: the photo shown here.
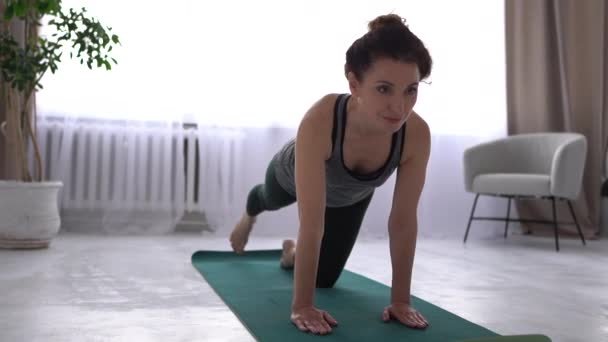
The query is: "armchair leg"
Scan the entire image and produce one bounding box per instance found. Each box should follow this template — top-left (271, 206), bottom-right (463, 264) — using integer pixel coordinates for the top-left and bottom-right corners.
top-left (567, 200), bottom-right (586, 246)
top-left (504, 197), bottom-right (511, 239)
top-left (551, 197), bottom-right (560, 252)
top-left (464, 194), bottom-right (480, 243)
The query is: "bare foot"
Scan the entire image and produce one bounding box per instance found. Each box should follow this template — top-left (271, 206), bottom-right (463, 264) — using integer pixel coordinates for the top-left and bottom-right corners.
top-left (230, 213), bottom-right (256, 254)
top-left (280, 239), bottom-right (296, 269)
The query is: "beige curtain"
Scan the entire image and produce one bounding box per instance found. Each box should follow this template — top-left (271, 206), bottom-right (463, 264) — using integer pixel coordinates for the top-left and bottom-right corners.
top-left (506, 0), bottom-right (607, 238)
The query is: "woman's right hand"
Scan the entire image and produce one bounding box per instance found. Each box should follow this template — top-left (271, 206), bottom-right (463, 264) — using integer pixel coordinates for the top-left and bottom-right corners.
top-left (290, 306), bottom-right (338, 335)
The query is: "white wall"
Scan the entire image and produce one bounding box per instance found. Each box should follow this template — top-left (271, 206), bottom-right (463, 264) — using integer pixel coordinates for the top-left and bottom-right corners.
top-left (38, 0), bottom-right (507, 137)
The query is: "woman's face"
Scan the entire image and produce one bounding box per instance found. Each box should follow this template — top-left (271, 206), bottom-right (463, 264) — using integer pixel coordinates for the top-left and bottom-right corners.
top-left (348, 57), bottom-right (420, 134)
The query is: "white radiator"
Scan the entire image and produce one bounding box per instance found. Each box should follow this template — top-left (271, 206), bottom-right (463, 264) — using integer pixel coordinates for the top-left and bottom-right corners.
top-left (32, 120), bottom-right (244, 229)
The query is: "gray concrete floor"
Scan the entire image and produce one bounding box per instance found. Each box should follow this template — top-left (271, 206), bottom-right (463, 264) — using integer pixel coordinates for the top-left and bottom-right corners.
top-left (0, 232), bottom-right (606, 342)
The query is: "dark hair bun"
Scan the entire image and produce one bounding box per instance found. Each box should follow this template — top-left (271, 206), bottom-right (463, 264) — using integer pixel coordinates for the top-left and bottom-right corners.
top-left (368, 14), bottom-right (407, 32)
top-left (345, 12), bottom-right (432, 81)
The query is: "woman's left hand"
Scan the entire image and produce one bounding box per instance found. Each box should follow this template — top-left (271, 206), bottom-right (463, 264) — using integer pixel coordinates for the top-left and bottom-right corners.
top-left (382, 302), bottom-right (429, 329)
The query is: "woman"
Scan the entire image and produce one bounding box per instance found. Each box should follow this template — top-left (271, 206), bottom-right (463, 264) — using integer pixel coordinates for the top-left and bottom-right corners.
top-left (230, 13), bottom-right (432, 335)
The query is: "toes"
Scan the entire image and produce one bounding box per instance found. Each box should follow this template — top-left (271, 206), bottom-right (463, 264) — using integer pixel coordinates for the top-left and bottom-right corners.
top-left (282, 239), bottom-right (295, 250)
top-left (280, 239), bottom-right (296, 267)
top-left (233, 244), bottom-right (245, 254)
top-left (280, 257), bottom-right (294, 269)
top-left (229, 238), bottom-right (245, 254)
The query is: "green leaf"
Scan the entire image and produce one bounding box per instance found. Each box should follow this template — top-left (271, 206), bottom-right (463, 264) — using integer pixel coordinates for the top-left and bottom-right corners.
top-left (0, 4), bottom-right (120, 96)
top-left (37, 0), bottom-right (51, 13)
top-left (4, 4), bottom-right (15, 20)
top-left (14, 0), bottom-right (28, 17)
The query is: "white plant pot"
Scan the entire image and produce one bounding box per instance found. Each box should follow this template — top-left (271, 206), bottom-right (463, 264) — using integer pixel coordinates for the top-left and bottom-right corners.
top-left (0, 181), bottom-right (63, 249)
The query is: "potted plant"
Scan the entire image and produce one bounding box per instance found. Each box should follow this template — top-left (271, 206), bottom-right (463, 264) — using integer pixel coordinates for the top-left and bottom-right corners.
top-left (0, 0), bottom-right (119, 248)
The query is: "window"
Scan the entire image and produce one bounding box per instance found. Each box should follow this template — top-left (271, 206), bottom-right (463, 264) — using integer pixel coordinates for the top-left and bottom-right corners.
top-left (37, 0), bottom-right (505, 137)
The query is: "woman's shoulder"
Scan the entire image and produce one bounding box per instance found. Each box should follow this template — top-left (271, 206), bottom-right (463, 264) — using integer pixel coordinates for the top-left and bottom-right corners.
top-left (296, 93), bottom-right (343, 160)
top-left (400, 111), bottom-right (431, 164)
top-left (298, 93), bottom-right (343, 135)
top-left (301, 93), bottom-right (341, 121)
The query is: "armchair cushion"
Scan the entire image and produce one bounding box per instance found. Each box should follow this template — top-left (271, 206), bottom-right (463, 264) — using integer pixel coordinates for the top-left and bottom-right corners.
top-left (472, 174), bottom-right (550, 197)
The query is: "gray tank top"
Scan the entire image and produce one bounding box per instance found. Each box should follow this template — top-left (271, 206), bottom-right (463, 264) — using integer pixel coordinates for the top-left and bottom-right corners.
top-left (273, 93), bottom-right (406, 207)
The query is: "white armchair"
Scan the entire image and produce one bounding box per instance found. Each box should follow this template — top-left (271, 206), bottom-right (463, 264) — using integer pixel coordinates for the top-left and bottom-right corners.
top-left (462, 133), bottom-right (587, 251)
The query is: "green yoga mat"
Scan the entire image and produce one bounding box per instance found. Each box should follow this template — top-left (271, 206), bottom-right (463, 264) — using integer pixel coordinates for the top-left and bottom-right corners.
top-left (191, 250), bottom-right (547, 342)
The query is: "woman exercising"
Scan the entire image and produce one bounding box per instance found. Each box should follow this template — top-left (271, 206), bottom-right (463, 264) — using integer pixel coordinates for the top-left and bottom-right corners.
top-left (230, 13), bottom-right (432, 335)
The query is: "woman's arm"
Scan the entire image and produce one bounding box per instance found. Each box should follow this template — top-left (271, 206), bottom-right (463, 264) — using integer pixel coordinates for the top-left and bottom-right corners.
top-left (290, 94), bottom-right (337, 334)
top-left (385, 113), bottom-right (431, 327)
top-left (292, 96), bottom-right (332, 309)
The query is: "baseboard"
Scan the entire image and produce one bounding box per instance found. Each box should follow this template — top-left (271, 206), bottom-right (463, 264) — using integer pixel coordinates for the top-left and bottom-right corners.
top-left (60, 208), bottom-right (212, 234)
